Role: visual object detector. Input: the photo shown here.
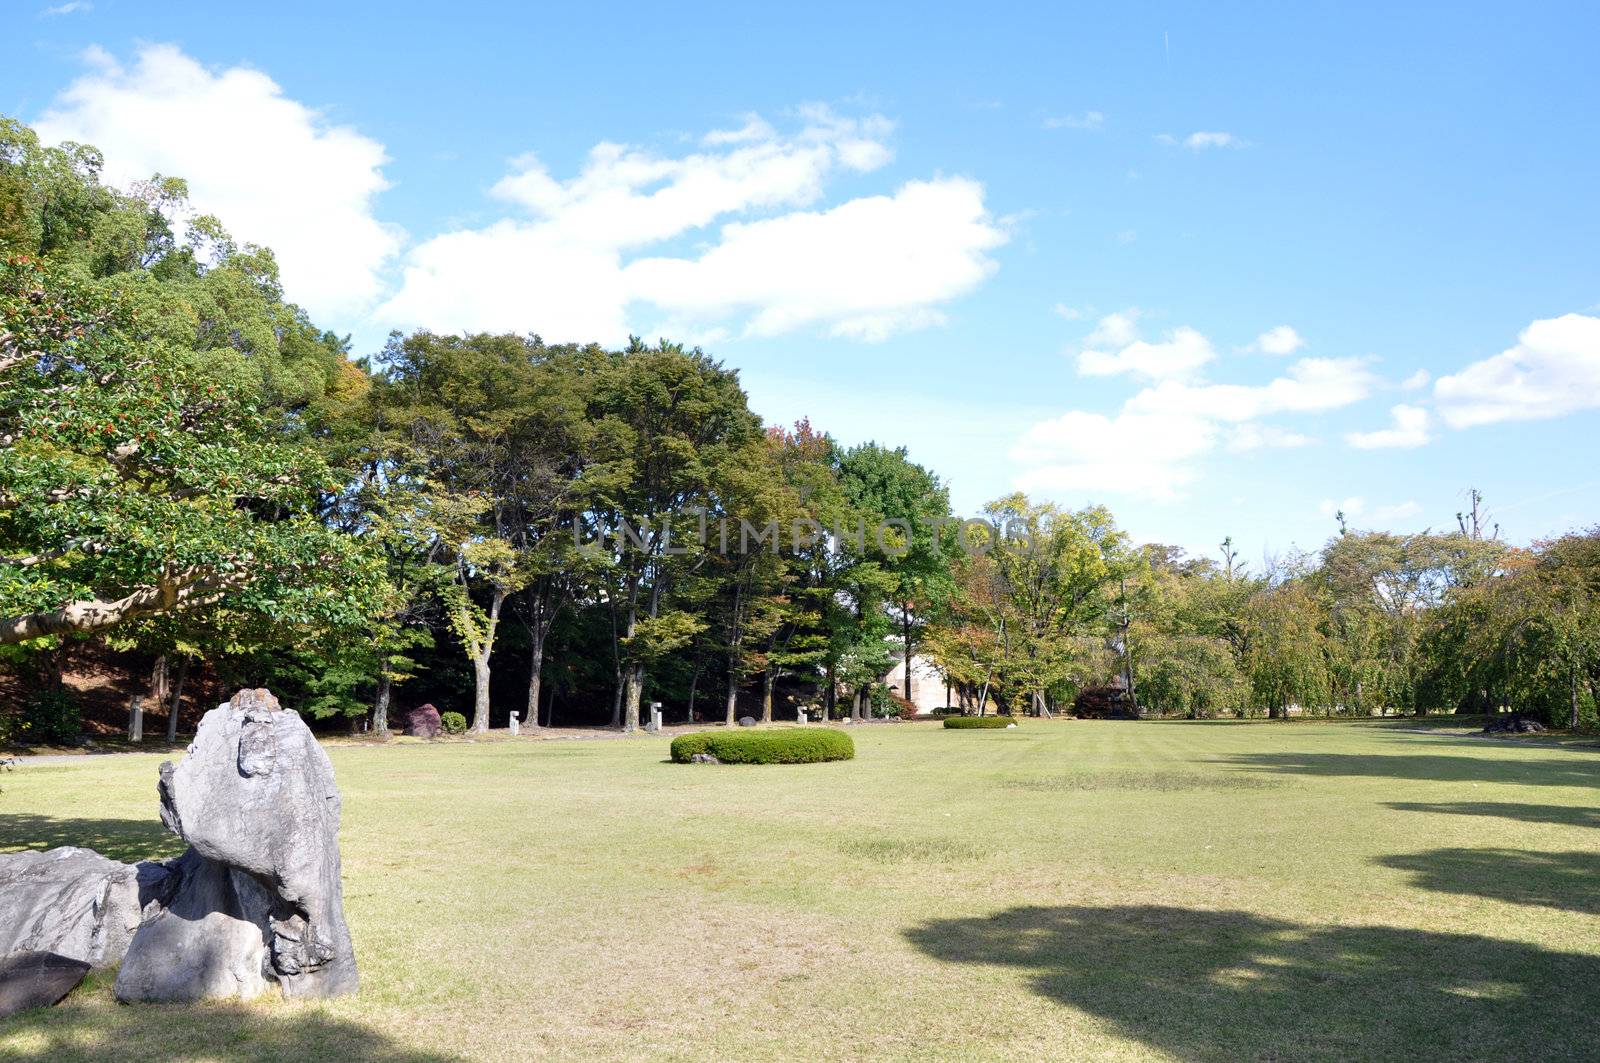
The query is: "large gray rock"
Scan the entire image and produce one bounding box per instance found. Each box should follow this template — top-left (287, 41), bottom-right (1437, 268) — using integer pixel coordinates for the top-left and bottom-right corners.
top-left (114, 688), bottom-right (358, 1002)
top-left (0, 847), bottom-right (168, 969)
top-left (0, 951), bottom-right (90, 1019)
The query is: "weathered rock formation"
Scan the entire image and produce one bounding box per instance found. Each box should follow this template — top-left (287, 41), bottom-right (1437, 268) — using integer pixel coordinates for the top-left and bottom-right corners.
top-left (0, 847), bottom-right (168, 969)
top-left (402, 703), bottom-right (442, 738)
top-left (1482, 712), bottom-right (1548, 734)
top-left (114, 688), bottom-right (358, 1002)
top-left (0, 952), bottom-right (91, 1020)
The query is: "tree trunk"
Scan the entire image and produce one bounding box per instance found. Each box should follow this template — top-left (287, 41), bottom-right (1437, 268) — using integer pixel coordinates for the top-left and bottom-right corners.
top-left (524, 631), bottom-right (546, 731)
top-left (472, 653), bottom-right (492, 733)
top-left (903, 606), bottom-right (914, 703)
top-left (149, 655), bottom-right (169, 728)
top-left (165, 656), bottom-right (189, 742)
top-left (1571, 670), bottom-right (1581, 732)
top-left (761, 669), bottom-right (775, 723)
top-left (724, 659), bottom-right (739, 725)
top-left (372, 668), bottom-right (392, 736)
top-left (470, 588), bottom-right (507, 734)
top-left (618, 596), bottom-right (644, 731)
top-left (824, 661), bottom-right (837, 720)
top-left (850, 686), bottom-right (864, 723)
top-left (622, 662), bottom-right (644, 732)
top-left (686, 665), bottom-right (700, 724)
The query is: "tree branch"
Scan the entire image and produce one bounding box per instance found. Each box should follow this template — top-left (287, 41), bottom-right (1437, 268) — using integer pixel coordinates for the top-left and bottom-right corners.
top-left (0, 570), bottom-right (244, 645)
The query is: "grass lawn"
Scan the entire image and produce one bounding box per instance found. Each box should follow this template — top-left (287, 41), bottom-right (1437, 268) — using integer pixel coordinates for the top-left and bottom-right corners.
top-left (3, 719), bottom-right (1599, 1061)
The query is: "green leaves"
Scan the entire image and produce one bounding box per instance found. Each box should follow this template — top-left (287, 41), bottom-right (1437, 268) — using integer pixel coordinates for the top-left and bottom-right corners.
top-left (0, 256), bottom-right (381, 645)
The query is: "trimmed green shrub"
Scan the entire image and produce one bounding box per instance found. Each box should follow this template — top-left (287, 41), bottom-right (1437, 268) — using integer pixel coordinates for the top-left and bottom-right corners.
top-left (943, 716), bottom-right (1015, 729)
top-left (19, 689), bottom-right (81, 744)
top-left (671, 728), bottom-right (855, 764)
top-left (440, 711), bottom-right (467, 734)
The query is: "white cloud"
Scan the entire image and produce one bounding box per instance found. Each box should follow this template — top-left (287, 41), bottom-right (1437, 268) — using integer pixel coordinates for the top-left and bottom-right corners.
top-left (1010, 411), bottom-right (1216, 501)
top-left (381, 110), bottom-right (1003, 344)
top-left (702, 115), bottom-right (777, 146)
top-left (1400, 368), bottom-right (1431, 390)
top-left (42, 1), bottom-right (91, 15)
top-left (1020, 325), bottom-right (1366, 500)
top-left (1226, 424), bottom-right (1314, 451)
top-left (1078, 324), bottom-right (1215, 381)
top-left (1157, 131), bottom-right (1247, 150)
top-left (36, 44), bottom-right (402, 322)
top-left (1125, 356), bottom-right (1377, 422)
top-left (1246, 325), bottom-right (1305, 355)
top-left (1345, 404), bottom-right (1431, 449)
top-left (1433, 313), bottom-right (1600, 427)
top-left (1083, 310), bottom-right (1141, 347)
top-left (1044, 111), bottom-right (1104, 130)
top-left (628, 178), bottom-right (1000, 340)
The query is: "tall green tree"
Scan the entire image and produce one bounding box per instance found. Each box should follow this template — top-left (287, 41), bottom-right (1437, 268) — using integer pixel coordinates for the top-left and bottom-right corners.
top-left (587, 339), bottom-right (761, 731)
top-left (0, 256), bottom-right (380, 646)
top-left (838, 442), bottom-right (955, 705)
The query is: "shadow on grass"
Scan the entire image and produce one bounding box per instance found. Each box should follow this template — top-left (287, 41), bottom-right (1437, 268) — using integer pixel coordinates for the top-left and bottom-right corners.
top-left (1379, 847), bottom-right (1600, 914)
top-left (1218, 751), bottom-right (1600, 788)
top-left (0, 814), bottom-right (183, 864)
top-left (1386, 800), bottom-right (1600, 830)
top-left (906, 904), bottom-right (1597, 1062)
top-left (0, 993), bottom-right (459, 1063)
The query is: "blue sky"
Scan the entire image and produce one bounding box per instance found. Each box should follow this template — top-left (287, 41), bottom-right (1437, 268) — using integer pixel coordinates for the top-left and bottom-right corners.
top-left (7, 1), bottom-right (1598, 564)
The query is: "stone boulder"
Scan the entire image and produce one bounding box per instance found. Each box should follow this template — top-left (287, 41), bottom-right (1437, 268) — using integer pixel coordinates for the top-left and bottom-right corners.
top-left (0, 847), bottom-right (168, 969)
top-left (0, 952), bottom-right (90, 1020)
top-left (114, 688), bottom-right (358, 1003)
top-left (402, 703), bottom-right (442, 738)
top-left (738, 716), bottom-right (758, 727)
top-left (1483, 713), bottom-right (1548, 734)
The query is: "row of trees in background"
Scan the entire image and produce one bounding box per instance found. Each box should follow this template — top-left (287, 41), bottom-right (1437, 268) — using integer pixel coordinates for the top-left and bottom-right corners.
top-left (2, 116), bottom-right (1597, 736)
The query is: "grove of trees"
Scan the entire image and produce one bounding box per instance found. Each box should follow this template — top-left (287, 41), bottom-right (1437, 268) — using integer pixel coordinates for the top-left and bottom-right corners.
top-left (2, 117), bottom-right (1596, 737)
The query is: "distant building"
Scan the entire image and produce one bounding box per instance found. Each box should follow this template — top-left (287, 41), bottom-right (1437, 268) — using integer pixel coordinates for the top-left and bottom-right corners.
top-left (880, 653), bottom-right (951, 714)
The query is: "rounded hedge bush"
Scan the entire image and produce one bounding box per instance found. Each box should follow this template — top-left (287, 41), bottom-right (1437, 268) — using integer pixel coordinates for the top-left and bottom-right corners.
top-left (19, 689), bottom-right (81, 744)
top-left (440, 710), bottom-right (467, 734)
top-left (943, 716), bottom-right (1016, 729)
top-left (671, 728), bottom-right (855, 764)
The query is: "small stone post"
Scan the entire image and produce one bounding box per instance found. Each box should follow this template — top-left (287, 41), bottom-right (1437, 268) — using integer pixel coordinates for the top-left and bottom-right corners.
top-left (128, 695), bottom-right (143, 743)
top-left (797, 709), bottom-right (808, 725)
top-left (508, 710), bottom-right (520, 737)
top-left (647, 702), bottom-right (663, 733)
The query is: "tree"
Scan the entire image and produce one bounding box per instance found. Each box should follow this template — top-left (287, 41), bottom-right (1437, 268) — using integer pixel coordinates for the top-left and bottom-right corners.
top-left (0, 256), bottom-right (380, 646)
top-left (1242, 580), bottom-right (1330, 718)
top-left (1123, 547), bottom-right (1247, 718)
top-left (586, 339), bottom-right (761, 731)
top-left (977, 494), bottom-right (1134, 715)
top-left (372, 331), bottom-right (559, 732)
top-left (838, 442), bottom-right (955, 706)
